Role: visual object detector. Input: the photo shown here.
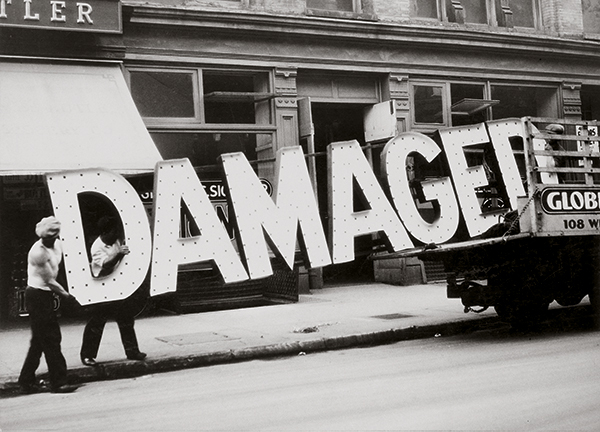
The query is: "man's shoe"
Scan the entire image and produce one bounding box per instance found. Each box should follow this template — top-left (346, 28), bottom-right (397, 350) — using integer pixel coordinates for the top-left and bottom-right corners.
top-left (81, 357), bottom-right (97, 366)
top-left (19, 383), bottom-right (42, 395)
top-left (51, 384), bottom-right (79, 394)
top-left (126, 351), bottom-right (147, 361)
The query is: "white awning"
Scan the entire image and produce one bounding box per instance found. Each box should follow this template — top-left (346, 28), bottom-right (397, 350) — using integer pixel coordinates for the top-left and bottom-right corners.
top-left (0, 61), bottom-right (162, 175)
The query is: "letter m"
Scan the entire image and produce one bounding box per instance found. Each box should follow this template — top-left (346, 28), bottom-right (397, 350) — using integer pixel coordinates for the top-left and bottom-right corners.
top-left (220, 147), bottom-right (331, 279)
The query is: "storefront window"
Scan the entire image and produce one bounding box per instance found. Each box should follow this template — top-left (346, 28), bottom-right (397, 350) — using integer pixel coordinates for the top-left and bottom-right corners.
top-left (413, 81), bottom-right (557, 127)
top-left (450, 83), bottom-right (487, 126)
top-left (413, 85), bottom-right (444, 124)
top-left (128, 68), bottom-right (273, 126)
top-left (203, 71), bottom-right (272, 125)
top-left (490, 85), bottom-right (558, 119)
top-left (149, 132), bottom-right (265, 168)
top-left (130, 70), bottom-right (196, 119)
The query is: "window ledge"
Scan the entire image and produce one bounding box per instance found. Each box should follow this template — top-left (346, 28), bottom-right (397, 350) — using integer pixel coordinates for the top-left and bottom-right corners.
top-left (204, 91), bottom-right (275, 102)
top-left (306, 9), bottom-right (377, 22)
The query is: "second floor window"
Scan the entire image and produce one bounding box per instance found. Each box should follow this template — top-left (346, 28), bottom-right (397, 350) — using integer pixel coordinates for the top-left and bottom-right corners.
top-left (307, 0), bottom-right (357, 12)
top-left (411, 0), bottom-right (538, 28)
top-left (583, 0), bottom-right (600, 34)
top-left (459, 0), bottom-right (488, 24)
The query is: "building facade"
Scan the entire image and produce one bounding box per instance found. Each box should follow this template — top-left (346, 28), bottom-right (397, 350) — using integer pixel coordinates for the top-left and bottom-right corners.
top-left (1, 0), bottom-right (600, 321)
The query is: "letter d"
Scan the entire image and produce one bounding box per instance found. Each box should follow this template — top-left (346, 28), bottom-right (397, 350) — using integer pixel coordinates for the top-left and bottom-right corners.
top-left (46, 169), bottom-right (152, 305)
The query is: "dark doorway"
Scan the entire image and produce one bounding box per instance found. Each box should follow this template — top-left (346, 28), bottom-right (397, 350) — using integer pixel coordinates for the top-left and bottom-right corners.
top-left (581, 85), bottom-right (600, 121)
top-left (311, 103), bottom-right (374, 284)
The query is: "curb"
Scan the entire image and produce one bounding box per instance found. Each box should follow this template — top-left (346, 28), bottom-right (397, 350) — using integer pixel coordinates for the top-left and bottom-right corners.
top-left (1, 315), bottom-right (501, 397)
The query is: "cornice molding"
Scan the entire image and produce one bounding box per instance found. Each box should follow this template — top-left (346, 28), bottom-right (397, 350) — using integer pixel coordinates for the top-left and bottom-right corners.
top-left (123, 5), bottom-right (600, 60)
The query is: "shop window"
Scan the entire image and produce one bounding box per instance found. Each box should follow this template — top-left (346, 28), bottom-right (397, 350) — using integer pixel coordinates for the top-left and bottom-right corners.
top-left (150, 132), bottom-right (266, 168)
top-left (412, 80), bottom-right (498, 129)
top-left (128, 68), bottom-right (274, 126)
top-left (583, 0), bottom-right (600, 34)
top-left (413, 85), bottom-right (445, 125)
top-left (490, 85), bottom-right (558, 119)
top-left (129, 70), bottom-right (197, 119)
top-left (450, 83), bottom-right (495, 126)
top-left (581, 85), bottom-right (600, 120)
top-left (203, 71), bottom-right (272, 125)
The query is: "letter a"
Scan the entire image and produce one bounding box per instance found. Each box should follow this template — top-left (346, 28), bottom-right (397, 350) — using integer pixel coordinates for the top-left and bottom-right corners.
top-left (151, 159), bottom-right (248, 297)
top-left (328, 140), bottom-right (413, 263)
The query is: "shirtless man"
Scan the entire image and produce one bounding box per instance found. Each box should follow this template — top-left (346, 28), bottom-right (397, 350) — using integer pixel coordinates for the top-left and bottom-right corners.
top-left (18, 216), bottom-right (79, 394)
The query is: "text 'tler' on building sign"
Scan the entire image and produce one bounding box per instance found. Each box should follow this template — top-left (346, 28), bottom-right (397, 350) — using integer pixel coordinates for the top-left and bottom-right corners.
top-left (0, 0), bottom-right (121, 33)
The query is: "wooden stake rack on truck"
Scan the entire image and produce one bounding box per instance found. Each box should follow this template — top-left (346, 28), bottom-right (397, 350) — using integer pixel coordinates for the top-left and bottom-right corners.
top-left (375, 117), bottom-right (600, 327)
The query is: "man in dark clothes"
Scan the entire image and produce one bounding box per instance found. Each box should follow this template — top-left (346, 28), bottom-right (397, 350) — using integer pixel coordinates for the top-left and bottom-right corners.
top-left (80, 216), bottom-right (146, 366)
top-left (18, 216), bottom-right (79, 394)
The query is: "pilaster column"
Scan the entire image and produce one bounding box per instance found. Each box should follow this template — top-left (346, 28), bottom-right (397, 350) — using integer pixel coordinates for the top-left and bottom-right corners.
top-left (562, 81), bottom-right (582, 120)
top-left (387, 73), bottom-right (410, 133)
top-left (273, 67), bottom-right (299, 151)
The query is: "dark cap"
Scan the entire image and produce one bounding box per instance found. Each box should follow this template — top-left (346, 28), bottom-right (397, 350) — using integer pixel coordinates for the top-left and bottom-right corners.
top-left (545, 123), bottom-right (565, 135)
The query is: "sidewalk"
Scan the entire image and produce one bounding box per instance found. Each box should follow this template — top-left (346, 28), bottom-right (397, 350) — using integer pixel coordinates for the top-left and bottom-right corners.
top-left (0, 283), bottom-right (500, 393)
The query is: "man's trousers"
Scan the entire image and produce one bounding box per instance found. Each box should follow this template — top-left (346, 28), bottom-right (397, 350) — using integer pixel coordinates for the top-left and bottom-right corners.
top-left (18, 287), bottom-right (68, 389)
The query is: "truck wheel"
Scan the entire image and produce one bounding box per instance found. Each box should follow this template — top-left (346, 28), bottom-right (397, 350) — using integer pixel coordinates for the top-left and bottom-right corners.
top-left (589, 282), bottom-right (600, 330)
top-left (494, 300), bottom-right (549, 330)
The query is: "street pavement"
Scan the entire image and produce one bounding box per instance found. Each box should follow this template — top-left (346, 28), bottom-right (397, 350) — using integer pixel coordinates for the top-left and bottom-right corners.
top-left (0, 282), bottom-right (505, 394)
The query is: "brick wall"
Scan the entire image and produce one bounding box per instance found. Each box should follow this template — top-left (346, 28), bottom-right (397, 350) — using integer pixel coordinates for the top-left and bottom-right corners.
top-left (373, 0), bottom-right (411, 21)
top-left (157, 0), bottom-right (589, 38)
top-left (542, 0), bottom-right (584, 35)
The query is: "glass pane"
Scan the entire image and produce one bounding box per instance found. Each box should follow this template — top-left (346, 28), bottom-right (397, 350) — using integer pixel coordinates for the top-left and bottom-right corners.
top-left (414, 85), bottom-right (444, 124)
top-left (491, 85), bottom-right (536, 119)
top-left (496, 0), bottom-right (535, 27)
top-left (509, 0), bottom-right (535, 27)
top-left (491, 85), bottom-right (557, 119)
top-left (581, 85), bottom-right (600, 120)
top-left (462, 0), bottom-right (488, 24)
top-left (307, 0), bottom-right (354, 12)
top-left (150, 132), bottom-right (264, 167)
top-left (130, 71), bottom-right (195, 118)
top-left (411, 0), bottom-right (438, 18)
top-left (450, 83), bottom-right (486, 126)
top-left (583, 0), bottom-right (600, 34)
top-left (203, 72), bottom-right (270, 125)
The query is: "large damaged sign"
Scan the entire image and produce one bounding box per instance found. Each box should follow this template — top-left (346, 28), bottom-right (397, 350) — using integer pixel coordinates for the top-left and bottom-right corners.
top-left (45, 118), bottom-right (534, 305)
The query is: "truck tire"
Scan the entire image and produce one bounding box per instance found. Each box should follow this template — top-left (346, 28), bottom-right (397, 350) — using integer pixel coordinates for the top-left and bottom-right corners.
top-left (494, 300), bottom-right (549, 330)
top-left (490, 265), bottom-right (551, 329)
top-left (589, 281), bottom-right (600, 330)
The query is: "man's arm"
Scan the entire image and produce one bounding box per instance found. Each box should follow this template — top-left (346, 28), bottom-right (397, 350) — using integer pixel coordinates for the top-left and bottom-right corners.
top-left (90, 240), bottom-right (130, 278)
top-left (29, 249), bottom-right (72, 299)
top-left (92, 243), bottom-right (129, 272)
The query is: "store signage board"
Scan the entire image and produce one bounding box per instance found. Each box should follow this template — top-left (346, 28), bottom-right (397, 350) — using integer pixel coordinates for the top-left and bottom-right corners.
top-left (45, 118), bottom-right (529, 305)
top-left (0, 0), bottom-right (122, 33)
